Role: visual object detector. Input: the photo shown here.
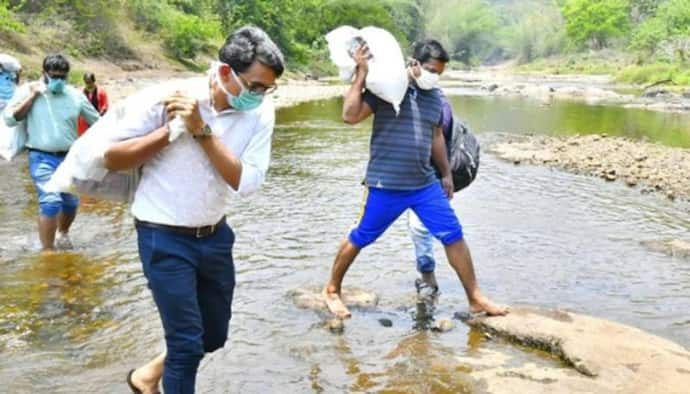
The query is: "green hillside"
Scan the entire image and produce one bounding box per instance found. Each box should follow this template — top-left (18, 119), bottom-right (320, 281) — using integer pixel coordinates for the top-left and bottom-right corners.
top-left (1, 0), bottom-right (688, 85)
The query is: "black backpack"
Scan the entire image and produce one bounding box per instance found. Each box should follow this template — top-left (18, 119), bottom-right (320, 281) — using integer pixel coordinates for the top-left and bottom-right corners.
top-left (447, 116), bottom-right (480, 192)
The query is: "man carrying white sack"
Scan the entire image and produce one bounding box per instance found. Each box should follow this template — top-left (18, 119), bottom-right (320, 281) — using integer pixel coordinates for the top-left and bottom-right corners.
top-left (4, 54), bottom-right (100, 251)
top-left (322, 40), bottom-right (508, 320)
top-left (101, 26), bottom-right (284, 394)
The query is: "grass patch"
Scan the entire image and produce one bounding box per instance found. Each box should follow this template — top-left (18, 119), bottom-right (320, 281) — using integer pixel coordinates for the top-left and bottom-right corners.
top-left (517, 51), bottom-right (631, 75)
top-left (616, 63), bottom-right (690, 87)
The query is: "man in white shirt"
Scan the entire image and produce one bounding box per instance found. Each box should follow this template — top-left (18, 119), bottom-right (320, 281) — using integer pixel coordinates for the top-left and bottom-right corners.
top-left (103, 26), bottom-right (284, 394)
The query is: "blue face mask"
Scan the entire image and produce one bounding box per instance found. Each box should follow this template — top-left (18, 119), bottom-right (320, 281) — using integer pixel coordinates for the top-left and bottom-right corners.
top-left (0, 72), bottom-right (16, 101)
top-left (46, 76), bottom-right (66, 94)
top-left (215, 65), bottom-right (264, 112)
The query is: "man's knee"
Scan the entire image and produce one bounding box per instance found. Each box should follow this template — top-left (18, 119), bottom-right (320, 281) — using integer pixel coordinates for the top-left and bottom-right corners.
top-left (166, 338), bottom-right (205, 369)
top-left (436, 227), bottom-right (464, 246)
top-left (348, 230), bottom-right (378, 249)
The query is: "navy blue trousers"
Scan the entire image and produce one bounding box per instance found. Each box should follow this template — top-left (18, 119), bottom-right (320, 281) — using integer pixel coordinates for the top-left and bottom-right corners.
top-left (136, 221), bottom-right (236, 394)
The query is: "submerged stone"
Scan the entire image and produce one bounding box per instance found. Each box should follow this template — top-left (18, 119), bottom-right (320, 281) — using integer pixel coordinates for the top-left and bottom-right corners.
top-left (288, 285), bottom-right (378, 313)
top-left (378, 318), bottom-right (393, 328)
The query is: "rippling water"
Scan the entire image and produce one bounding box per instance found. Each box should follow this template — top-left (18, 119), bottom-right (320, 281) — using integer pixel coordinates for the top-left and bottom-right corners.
top-left (1, 96), bottom-right (689, 393)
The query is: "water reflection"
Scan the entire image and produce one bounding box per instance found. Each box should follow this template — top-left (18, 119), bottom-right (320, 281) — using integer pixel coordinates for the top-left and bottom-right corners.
top-left (0, 252), bottom-right (114, 351)
top-left (445, 94), bottom-right (690, 147)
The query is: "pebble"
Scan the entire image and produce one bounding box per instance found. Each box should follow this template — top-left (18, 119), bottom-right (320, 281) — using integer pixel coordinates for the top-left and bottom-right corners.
top-left (378, 318), bottom-right (393, 328)
top-left (325, 318), bottom-right (344, 333)
top-left (432, 319), bottom-right (455, 332)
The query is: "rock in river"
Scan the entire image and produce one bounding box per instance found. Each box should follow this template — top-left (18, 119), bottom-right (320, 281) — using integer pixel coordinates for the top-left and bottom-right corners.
top-left (288, 285), bottom-right (378, 313)
top-left (462, 306), bottom-right (690, 393)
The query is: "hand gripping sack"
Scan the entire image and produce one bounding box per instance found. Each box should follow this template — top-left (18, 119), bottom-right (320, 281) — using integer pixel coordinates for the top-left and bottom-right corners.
top-left (326, 25), bottom-right (408, 114)
top-left (448, 117), bottom-right (480, 192)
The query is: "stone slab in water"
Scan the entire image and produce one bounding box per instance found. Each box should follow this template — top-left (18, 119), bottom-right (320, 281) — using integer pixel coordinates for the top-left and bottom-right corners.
top-left (288, 285), bottom-right (378, 313)
top-left (641, 238), bottom-right (690, 258)
top-left (464, 306), bottom-right (690, 393)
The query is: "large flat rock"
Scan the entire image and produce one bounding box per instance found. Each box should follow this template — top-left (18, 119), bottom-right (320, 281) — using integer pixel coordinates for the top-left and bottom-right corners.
top-left (464, 307), bottom-right (690, 393)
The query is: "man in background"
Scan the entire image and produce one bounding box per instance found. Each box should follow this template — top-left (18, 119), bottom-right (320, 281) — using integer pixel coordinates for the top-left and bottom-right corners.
top-left (3, 54), bottom-right (100, 251)
top-left (78, 72), bottom-right (108, 135)
top-left (406, 39), bottom-right (453, 298)
top-left (0, 53), bottom-right (22, 111)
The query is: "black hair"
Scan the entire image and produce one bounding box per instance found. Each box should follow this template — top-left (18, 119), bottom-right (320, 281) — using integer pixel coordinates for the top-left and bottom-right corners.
top-left (83, 72), bottom-right (95, 82)
top-left (42, 54), bottom-right (70, 74)
top-left (218, 26), bottom-right (285, 78)
top-left (412, 40), bottom-right (450, 64)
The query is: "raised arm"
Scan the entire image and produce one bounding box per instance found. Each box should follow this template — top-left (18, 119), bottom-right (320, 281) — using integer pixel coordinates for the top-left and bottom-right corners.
top-left (5, 82), bottom-right (44, 125)
top-left (342, 45), bottom-right (373, 125)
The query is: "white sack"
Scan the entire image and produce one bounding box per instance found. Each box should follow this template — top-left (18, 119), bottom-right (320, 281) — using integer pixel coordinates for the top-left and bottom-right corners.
top-left (326, 25), bottom-right (408, 114)
top-left (43, 84), bottom-right (188, 203)
top-left (0, 117), bottom-right (27, 161)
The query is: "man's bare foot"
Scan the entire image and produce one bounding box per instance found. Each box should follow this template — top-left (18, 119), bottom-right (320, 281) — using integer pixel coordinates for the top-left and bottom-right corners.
top-left (129, 368), bottom-right (161, 394)
top-left (469, 295), bottom-right (509, 316)
top-left (322, 287), bottom-right (352, 319)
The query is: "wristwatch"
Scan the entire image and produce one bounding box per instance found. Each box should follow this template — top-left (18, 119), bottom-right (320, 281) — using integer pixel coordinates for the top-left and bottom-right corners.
top-left (194, 124), bottom-right (212, 139)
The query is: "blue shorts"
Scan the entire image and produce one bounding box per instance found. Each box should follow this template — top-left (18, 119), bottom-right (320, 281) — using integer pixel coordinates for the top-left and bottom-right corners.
top-left (28, 150), bottom-right (79, 218)
top-left (349, 181), bottom-right (463, 249)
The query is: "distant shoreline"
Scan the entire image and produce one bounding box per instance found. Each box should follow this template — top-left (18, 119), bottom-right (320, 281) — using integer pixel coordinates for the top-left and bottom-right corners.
top-left (490, 133), bottom-right (690, 204)
top-left (441, 69), bottom-right (690, 114)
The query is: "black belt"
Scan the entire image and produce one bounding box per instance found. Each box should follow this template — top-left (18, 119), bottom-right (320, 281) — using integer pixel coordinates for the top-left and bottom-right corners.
top-left (134, 216), bottom-right (225, 238)
top-left (28, 148), bottom-right (69, 156)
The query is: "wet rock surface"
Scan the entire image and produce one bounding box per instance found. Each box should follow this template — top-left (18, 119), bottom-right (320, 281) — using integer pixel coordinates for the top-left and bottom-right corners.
top-left (462, 306), bottom-right (690, 393)
top-left (641, 238), bottom-right (690, 258)
top-left (490, 133), bottom-right (690, 202)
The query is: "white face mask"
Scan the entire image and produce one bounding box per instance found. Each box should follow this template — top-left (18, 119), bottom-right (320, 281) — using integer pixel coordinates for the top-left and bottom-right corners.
top-left (414, 68), bottom-right (440, 90)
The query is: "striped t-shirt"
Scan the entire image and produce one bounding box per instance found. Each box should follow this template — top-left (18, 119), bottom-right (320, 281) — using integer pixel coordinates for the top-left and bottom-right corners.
top-left (362, 86), bottom-right (443, 190)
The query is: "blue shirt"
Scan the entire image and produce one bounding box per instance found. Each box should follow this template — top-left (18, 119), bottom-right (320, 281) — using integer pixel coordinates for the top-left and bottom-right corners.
top-left (4, 83), bottom-right (100, 152)
top-left (362, 86), bottom-right (443, 190)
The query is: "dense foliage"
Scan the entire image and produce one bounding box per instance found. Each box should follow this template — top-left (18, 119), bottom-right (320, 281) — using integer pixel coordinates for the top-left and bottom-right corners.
top-left (1, 0), bottom-right (688, 83)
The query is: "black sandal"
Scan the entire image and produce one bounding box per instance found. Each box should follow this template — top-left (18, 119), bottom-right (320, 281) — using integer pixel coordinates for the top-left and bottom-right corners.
top-left (126, 369), bottom-right (142, 394)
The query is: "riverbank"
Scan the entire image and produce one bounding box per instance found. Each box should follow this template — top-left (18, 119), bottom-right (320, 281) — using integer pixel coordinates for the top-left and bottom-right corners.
top-left (96, 70), bottom-right (348, 109)
top-left (489, 133), bottom-right (690, 203)
top-left (442, 69), bottom-right (690, 113)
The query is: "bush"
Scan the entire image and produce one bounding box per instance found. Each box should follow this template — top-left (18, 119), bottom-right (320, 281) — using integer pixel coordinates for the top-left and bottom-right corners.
top-left (129, 0), bottom-right (166, 32)
top-left (161, 10), bottom-right (221, 59)
top-left (562, 0), bottom-right (630, 50)
top-left (630, 0), bottom-right (690, 60)
top-left (617, 63), bottom-right (690, 85)
top-left (0, 1), bottom-right (24, 33)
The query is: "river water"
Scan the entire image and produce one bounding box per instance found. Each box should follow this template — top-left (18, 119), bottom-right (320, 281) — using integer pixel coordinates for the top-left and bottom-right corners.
top-left (1, 95), bottom-right (690, 393)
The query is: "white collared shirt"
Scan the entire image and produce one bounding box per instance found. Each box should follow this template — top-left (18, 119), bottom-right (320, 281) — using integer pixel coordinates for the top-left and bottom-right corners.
top-left (116, 77), bottom-right (274, 227)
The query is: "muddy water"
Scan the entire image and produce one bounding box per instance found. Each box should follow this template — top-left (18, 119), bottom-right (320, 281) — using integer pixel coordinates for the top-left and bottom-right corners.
top-left (1, 96), bottom-right (689, 393)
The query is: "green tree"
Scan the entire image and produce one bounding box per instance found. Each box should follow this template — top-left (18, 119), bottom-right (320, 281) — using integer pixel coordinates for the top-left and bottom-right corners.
top-left (562, 0), bottom-right (631, 49)
top-left (499, 3), bottom-right (566, 63)
top-left (630, 0), bottom-right (690, 59)
top-left (0, 1), bottom-right (24, 33)
top-left (425, 0), bottom-right (499, 64)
